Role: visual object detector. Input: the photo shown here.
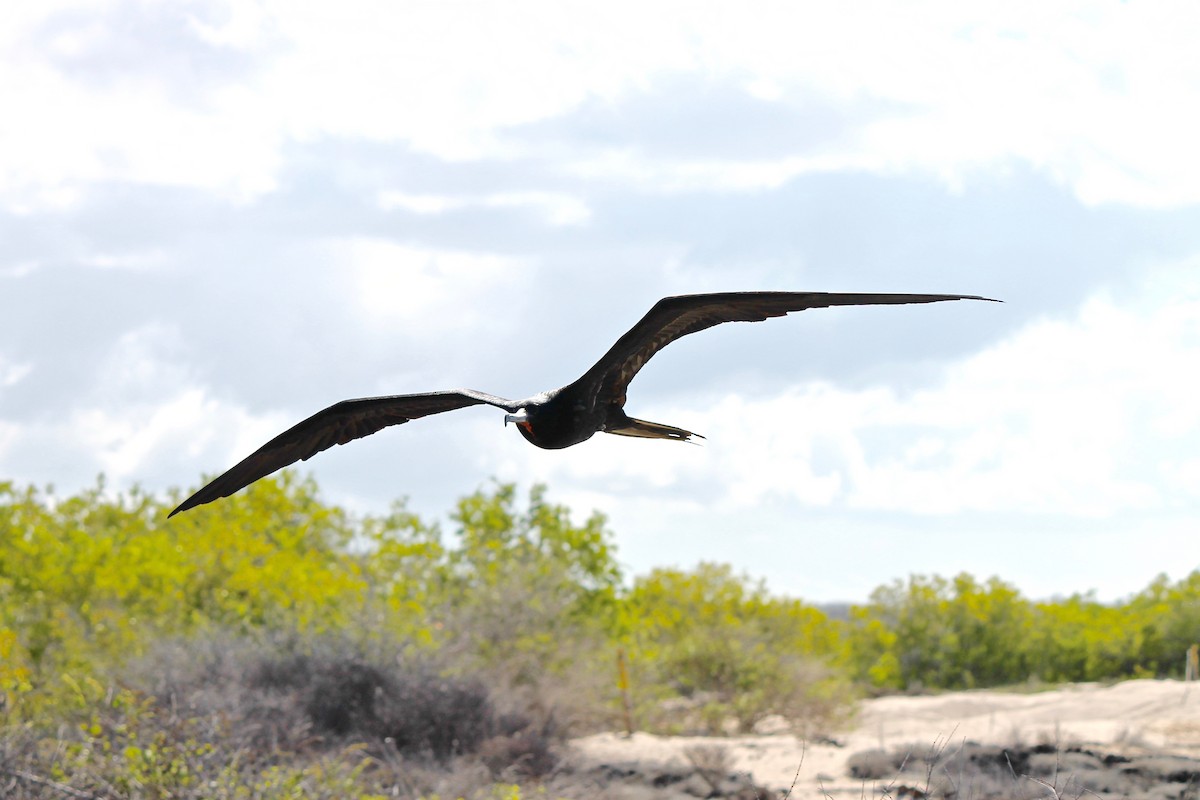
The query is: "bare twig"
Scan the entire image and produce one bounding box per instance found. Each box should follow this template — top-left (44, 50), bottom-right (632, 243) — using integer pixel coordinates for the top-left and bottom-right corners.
top-left (1021, 773), bottom-right (1064, 799)
top-left (0, 767), bottom-right (110, 800)
top-left (780, 739), bottom-right (805, 800)
top-left (684, 744), bottom-right (732, 794)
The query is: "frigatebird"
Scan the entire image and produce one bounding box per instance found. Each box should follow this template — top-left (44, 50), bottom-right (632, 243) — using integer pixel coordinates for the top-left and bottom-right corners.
top-left (170, 291), bottom-right (995, 517)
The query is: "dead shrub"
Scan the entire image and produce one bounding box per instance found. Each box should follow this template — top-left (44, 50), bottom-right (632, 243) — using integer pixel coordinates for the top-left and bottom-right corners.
top-left (140, 633), bottom-right (559, 771)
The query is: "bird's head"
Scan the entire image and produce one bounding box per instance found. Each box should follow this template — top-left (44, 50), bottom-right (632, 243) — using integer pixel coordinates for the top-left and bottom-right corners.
top-left (504, 408), bottom-right (531, 430)
top-left (504, 407), bottom-right (542, 446)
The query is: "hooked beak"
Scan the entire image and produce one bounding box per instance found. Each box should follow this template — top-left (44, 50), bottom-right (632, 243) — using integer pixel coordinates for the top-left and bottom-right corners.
top-left (504, 409), bottom-right (529, 427)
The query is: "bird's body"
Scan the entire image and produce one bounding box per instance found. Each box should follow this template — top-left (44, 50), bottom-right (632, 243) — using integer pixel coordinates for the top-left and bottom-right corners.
top-left (508, 388), bottom-right (695, 450)
top-left (170, 291), bottom-right (996, 517)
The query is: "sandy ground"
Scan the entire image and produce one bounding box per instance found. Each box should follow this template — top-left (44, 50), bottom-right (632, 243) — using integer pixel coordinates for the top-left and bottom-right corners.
top-left (572, 679), bottom-right (1200, 794)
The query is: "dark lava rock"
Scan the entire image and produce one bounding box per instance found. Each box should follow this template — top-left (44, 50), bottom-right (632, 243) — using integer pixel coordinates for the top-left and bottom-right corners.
top-left (846, 741), bottom-right (1200, 800)
top-left (583, 760), bottom-right (773, 800)
top-left (1027, 749), bottom-right (1104, 775)
top-left (1121, 755), bottom-right (1200, 783)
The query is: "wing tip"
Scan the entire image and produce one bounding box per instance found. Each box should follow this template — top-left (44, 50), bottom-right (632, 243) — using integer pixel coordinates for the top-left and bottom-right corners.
top-left (168, 484), bottom-right (222, 518)
top-left (167, 497), bottom-right (198, 518)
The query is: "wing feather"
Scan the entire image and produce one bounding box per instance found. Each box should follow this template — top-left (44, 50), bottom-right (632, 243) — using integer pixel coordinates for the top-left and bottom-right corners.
top-left (169, 389), bottom-right (517, 516)
top-left (570, 291), bottom-right (996, 406)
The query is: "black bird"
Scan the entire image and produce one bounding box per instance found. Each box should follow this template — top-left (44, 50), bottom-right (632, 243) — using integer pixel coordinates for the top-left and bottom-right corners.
top-left (170, 291), bottom-right (995, 517)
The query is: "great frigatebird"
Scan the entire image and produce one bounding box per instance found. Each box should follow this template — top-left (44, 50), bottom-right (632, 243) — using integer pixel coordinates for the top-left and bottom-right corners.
top-left (169, 291), bottom-right (995, 516)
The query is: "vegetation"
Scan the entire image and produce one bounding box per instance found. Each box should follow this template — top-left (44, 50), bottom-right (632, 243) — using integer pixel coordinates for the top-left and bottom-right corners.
top-left (2, 472), bottom-right (1198, 797)
top-left (846, 572), bottom-right (1200, 690)
top-left (624, 563), bottom-right (850, 734)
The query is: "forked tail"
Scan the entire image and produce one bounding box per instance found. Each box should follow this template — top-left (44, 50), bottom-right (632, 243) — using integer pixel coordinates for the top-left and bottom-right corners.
top-left (605, 416), bottom-right (704, 443)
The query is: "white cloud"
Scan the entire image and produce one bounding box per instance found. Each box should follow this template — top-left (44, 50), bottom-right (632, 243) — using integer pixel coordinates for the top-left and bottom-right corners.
top-left (0, 320), bottom-right (294, 489)
top-left (762, 284), bottom-right (1193, 517)
top-left (61, 383), bottom-right (293, 486)
top-left (377, 192), bottom-right (461, 215)
top-left (336, 238), bottom-right (534, 334)
top-left (0, 41), bottom-right (281, 210)
top-left (378, 189), bottom-right (590, 226)
top-left (82, 249), bottom-right (168, 271)
top-left (0, 420), bottom-right (17, 462)
top-left (0, 354), bottom-right (32, 388)
top-left (72, 388), bottom-right (213, 481)
top-left (185, 0), bottom-right (275, 49)
top-left (4, 1), bottom-right (1200, 209)
top-left (0, 261), bottom-right (41, 278)
top-left (482, 192), bottom-right (591, 226)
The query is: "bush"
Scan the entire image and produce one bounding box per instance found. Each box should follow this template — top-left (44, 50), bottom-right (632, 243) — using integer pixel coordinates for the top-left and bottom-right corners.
top-left (0, 632), bottom-right (564, 799)
top-left (624, 563), bottom-right (854, 735)
top-left (844, 571), bottom-right (1200, 691)
top-left (152, 635), bottom-right (556, 768)
top-left (846, 573), bottom-right (1033, 691)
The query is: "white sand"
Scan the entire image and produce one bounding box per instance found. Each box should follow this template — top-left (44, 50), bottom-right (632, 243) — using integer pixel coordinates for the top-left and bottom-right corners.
top-left (572, 679), bottom-right (1200, 793)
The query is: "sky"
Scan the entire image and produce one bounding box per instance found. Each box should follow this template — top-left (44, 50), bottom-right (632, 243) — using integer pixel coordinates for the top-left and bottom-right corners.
top-left (2, 0), bottom-right (1198, 603)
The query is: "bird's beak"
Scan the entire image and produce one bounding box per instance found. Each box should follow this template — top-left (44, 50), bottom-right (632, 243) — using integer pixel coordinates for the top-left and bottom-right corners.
top-left (504, 409), bottom-right (529, 427)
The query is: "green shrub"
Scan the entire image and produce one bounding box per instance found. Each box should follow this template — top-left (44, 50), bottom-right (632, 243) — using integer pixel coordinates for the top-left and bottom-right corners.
top-left (624, 563), bottom-right (853, 734)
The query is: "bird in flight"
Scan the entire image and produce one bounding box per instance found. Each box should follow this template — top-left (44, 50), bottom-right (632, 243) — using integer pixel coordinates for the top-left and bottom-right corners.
top-left (170, 291), bottom-right (995, 517)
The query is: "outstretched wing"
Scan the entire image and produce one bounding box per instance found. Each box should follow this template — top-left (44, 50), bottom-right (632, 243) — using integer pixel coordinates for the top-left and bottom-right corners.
top-left (169, 389), bottom-right (518, 517)
top-left (569, 291), bottom-right (997, 408)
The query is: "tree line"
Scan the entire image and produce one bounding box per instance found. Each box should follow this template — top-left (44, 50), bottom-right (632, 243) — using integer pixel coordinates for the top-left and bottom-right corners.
top-left (3, 474), bottom-right (1198, 732)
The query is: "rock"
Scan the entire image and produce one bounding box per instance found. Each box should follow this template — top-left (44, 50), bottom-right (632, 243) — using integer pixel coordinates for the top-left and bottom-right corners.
top-left (847, 747), bottom-right (900, 779)
top-left (843, 742), bottom-right (1200, 800)
top-left (581, 758), bottom-right (773, 800)
top-left (1026, 749), bottom-right (1103, 776)
top-left (1121, 755), bottom-right (1200, 782)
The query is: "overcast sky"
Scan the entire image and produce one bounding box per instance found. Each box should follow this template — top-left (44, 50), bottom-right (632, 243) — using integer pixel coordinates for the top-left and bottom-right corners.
top-left (2, 0), bottom-right (1198, 603)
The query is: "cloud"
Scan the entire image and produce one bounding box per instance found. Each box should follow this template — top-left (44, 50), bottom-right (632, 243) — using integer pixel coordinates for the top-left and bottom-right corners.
top-left (72, 388), bottom-right (218, 483)
top-left (510, 78), bottom-right (885, 162)
top-left (0, 320), bottom-right (296, 491)
top-left (378, 190), bottom-right (590, 227)
top-left (6, 2), bottom-right (1200, 210)
top-left (0, 353), bottom-right (32, 389)
top-left (338, 238), bottom-right (536, 341)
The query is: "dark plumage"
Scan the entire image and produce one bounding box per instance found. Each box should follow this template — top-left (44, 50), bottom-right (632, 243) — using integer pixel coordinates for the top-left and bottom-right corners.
top-left (170, 291), bottom-right (996, 517)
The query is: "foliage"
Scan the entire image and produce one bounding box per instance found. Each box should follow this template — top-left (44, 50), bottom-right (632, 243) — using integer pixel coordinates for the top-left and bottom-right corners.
top-left (845, 570), bottom-right (1200, 691)
top-left (5, 469), bottom-right (1200, 796)
top-left (0, 475), bottom-right (622, 796)
top-left (0, 474), bottom-right (418, 716)
top-left (1127, 571), bottom-right (1200, 675)
top-left (339, 483), bottom-right (627, 732)
top-left (437, 483), bottom-right (622, 702)
top-left (0, 677), bottom-right (402, 800)
top-left (625, 562), bottom-right (852, 734)
top-left (846, 573), bottom-right (1032, 690)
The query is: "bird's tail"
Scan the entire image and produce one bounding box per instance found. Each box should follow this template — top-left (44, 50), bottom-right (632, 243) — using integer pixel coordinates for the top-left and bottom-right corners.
top-left (605, 416), bottom-right (704, 443)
